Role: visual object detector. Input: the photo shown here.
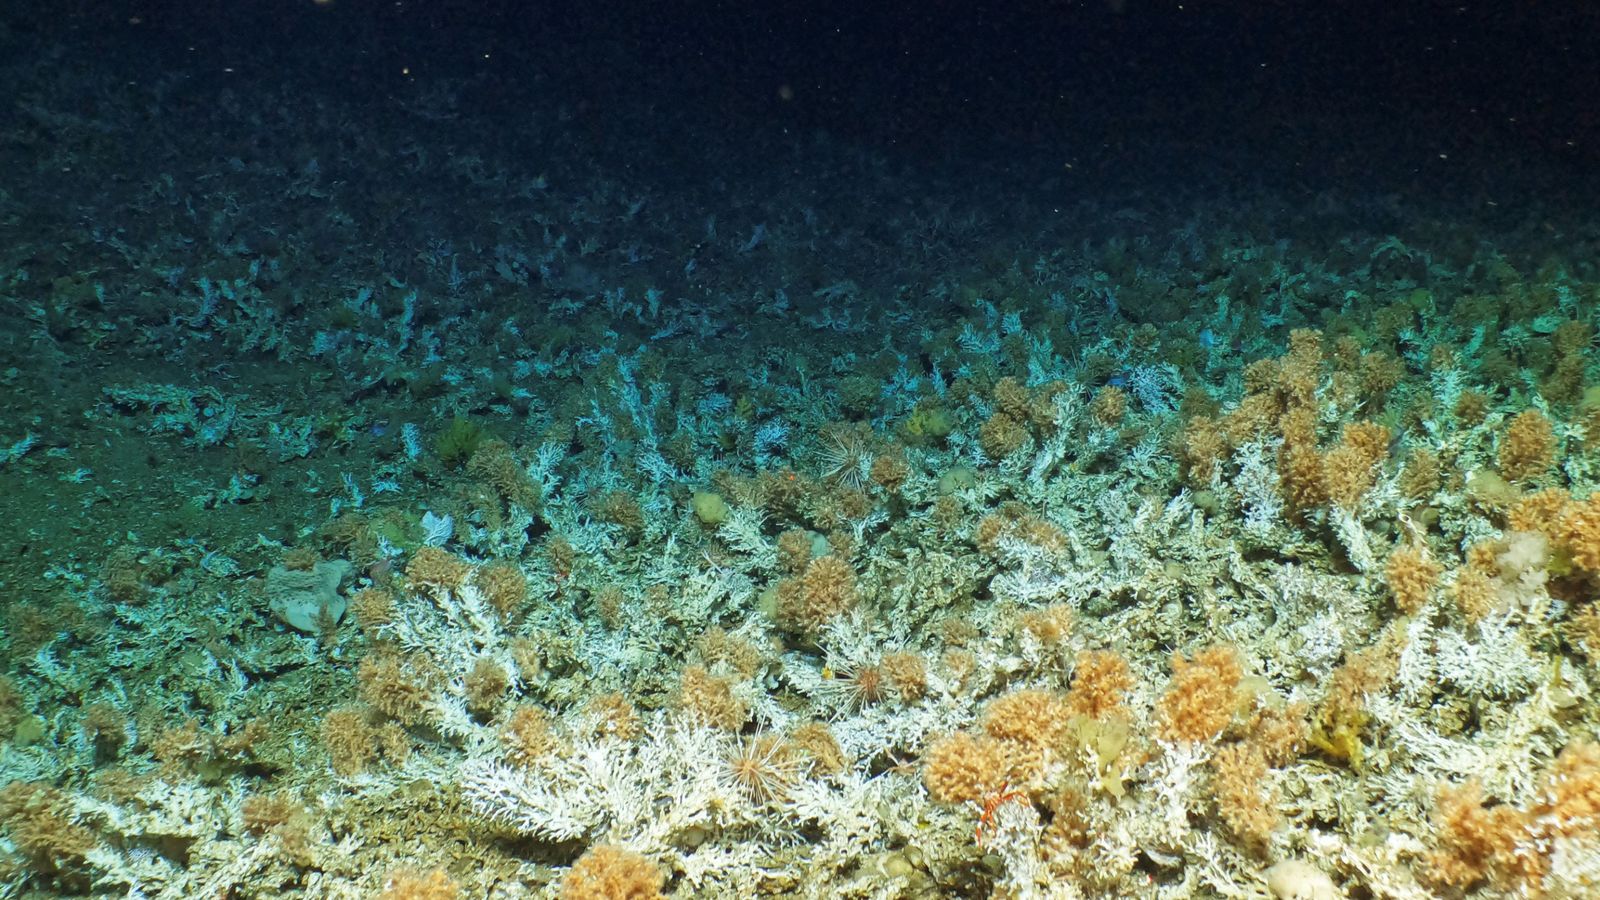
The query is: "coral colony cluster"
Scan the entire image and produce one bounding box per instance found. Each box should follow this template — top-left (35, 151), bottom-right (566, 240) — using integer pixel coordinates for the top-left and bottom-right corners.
top-left (2, 7), bottom-right (1600, 900)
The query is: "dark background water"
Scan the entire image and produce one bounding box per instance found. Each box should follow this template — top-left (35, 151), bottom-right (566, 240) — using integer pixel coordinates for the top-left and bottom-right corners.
top-left (7, 0), bottom-right (1596, 189)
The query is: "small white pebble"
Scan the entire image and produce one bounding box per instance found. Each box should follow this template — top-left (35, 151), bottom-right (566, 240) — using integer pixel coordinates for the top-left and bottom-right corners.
top-left (1265, 859), bottom-right (1342, 900)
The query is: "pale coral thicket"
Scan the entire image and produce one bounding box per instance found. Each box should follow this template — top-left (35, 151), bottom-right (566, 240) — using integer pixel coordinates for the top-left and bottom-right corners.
top-left (1425, 740), bottom-right (1600, 892)
top-left (376, 868), bottom-right (459, 900)
top-left (0, 782), bottom-right (97, 878)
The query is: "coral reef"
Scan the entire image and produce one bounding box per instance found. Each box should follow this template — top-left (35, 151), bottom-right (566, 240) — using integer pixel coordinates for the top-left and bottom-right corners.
top-left (1, 8), bottom-right (1598, 898)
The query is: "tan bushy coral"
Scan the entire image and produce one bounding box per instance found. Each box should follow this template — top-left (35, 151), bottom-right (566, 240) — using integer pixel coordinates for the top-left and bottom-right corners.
top-left (322, 706), bottom-right (409, 776)
top-left (101, 545), bottom-right (146, 603)
top-left (1240, 357), bottom-right (1280, 396)
top-left (1029, 380), bottom-right (1070, 428)
top-left (322, 707), bottom-right (376, 776)
top-left (941, 647), bottom-right (979, 691)
top-left (1091, 385), bottom-right (1127, 426)
top-left (1322, 420), bottom-right (1391, 510)
top-left (349, 586), bottom-right (396, 637)
top-left (1506, 487), bottom-right (1573, 544)
top-left (463, 657), bottom-right (509, 718)
top-left (474, 561), bottom-right (529, 620)
top-left (1384, 542), bottom-right (1442, 615)
top-left (696, 627), bottom-right (764, 679)
top-left (1042, 786), bottom-right (1092, 853)
top-left (992, 376), bottom-right (1029, 419)
top-left (1243, 700), bottom-right (1309, 767)
top-left (1065, 649), bottom-right (1134, 720)
top-left (752, 468), bottom-right (811, 518)
top-left (1453, 388), bottom-right (1490, 426)
top-left (1498, 408), bottom-right (1557, 482)
top-left (974, 505), bottom-right (1067, 557)
top-left (79, 701), bottom-right (129, 759)
top-left (1181, 415), bottom-right (1227, 484)
top-left (582, 692), bottom-right (643, 741)
top-left (1424, 778), bottom-right (1535, 892)
top-left (983, 688), bottom-right (1070, 747)
top-left (1358, 349), bottom-right (1405, 399)
top-left (1450, 565), bottom-right (1498, 624)
top-left (1568, 604), bottom-right (1600, 666)
top-left (1399, 447), bottom-right (1441, 499)
top-left (146, 718), bottom-right (203, 773)
top-left (508, 637), bottom-right (544, 685)
top-left (467, 441), bottom-right (539, 509)
top-left (1221, 390), bottom-right (1281, 445)
top-left (675, 665), bottom-right (747, 731)
top-left (1277, 407), bottom-right (1327, 516)
top-left (1157, 645), bottom-right (1242, 744)
top-left (240, 792), bottom-right (304, 835)
top-left (319, 513), bottom-right (381, 566)
top-left (151, 717), bottom-right (267, 778)
top-left (923, 731), bottom-right (1009, 804)
top-left (1583, 389), bottom-right (1600, 448)
top-left (1017, 603), bottom-right (1073, 647)
top-left (0, 781), bottom-right (97, 878)
top-left (1544, 329), bottom-right (1589, 403)
top-left (405, 546), bottom-right (473, 593)
top-left (241, 793), bottom-right (317, 867)
top-left (561, 845), bottom-right (664, 900)
top-left (1310, 632), bottom-right (1402, 767)
top-left (869, 449), bottom-right (910, 491)
top-left (281, 545), bottom-right (320, 572)
top-left (789, 721), bottom-right (848, 775)
top-left (978, 411), bottom-right (1028, 459)
top-left (775, 554), bottom-right (858, 632)
top-left (545, 535), bottom-right (577, 580)
top-left (1559, 492), bottom-right (1600, 572)
top-left (501, 704), bottom-right (554, 768)
top-left (1424, 740), bottom-right (1600, 893)
top-left (1276, 328), bottom-right (1323, 407)
top-left (357, 649), bottom-right (437, 725)
top-left (0, 675), bottom-right (25, 739)
top-left (1211, 743), bottom-right (1277, 855)
top-left (595, 490), bottom-right (645, 539)
top-left (775, 527), bottom-right (814, 574)
top-left (1530, 739), bottom-right (1600, 841)
top-left (881, 651), bottom-right (928, 702)
top-left (592, 584), bottom-right (626, 629)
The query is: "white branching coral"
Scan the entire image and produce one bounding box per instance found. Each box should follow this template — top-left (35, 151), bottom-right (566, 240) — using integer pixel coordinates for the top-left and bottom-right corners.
top-left (716, 505), bottom-right (778, 572)
top-left (457, 704), bottom-right (930, 892)
top-left (461, 717), bottom-right (749, 850)
top-left (1432, 615), bottom-right (1540, 700)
